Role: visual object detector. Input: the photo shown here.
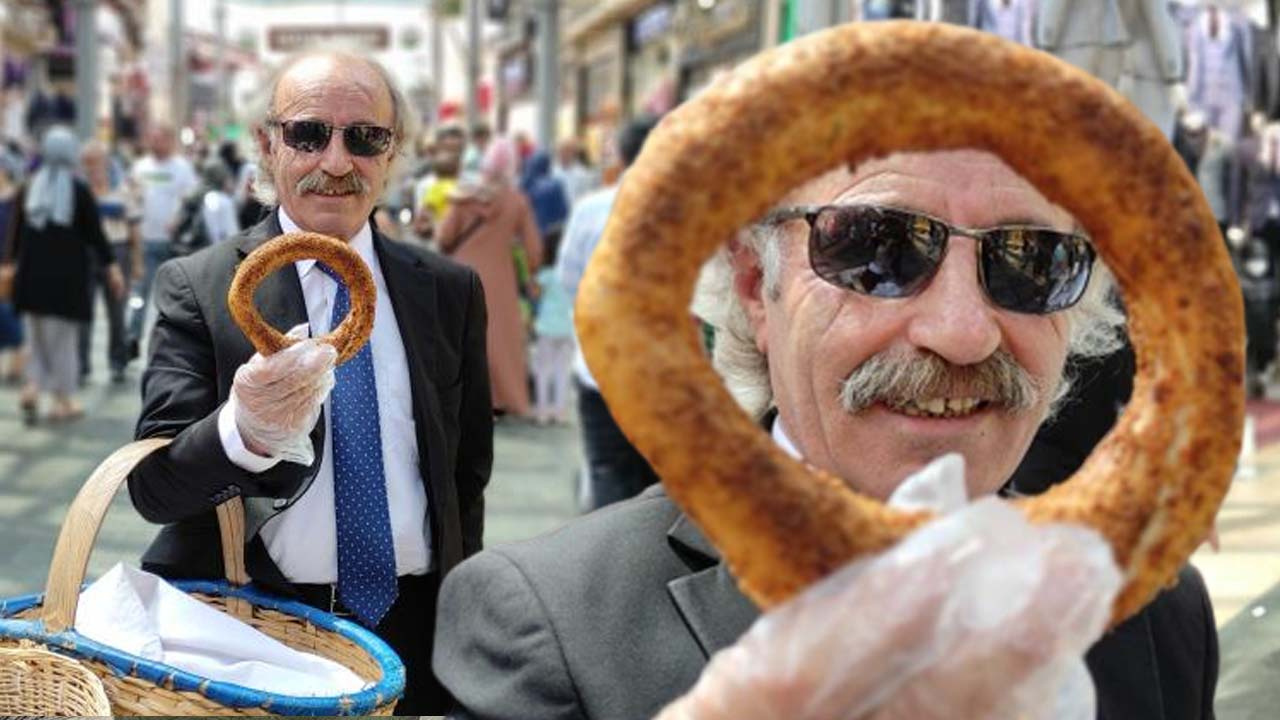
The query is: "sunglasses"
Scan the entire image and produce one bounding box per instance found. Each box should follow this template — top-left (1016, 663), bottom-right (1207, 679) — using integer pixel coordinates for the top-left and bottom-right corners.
top-left (764, 204), bottom-right (1096, 315)
top-left (269, 119), bottom-right (394, 157)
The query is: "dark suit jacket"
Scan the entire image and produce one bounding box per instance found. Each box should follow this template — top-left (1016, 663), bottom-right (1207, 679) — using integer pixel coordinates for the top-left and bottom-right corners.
top-left (127, 212), bottom-right (492, 593)
top-left (435, 485), bottom-right (1218, 720)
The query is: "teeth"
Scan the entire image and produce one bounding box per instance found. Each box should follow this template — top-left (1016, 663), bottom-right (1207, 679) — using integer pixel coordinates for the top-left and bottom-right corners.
top-left (892, 397), bottom-right (983, 418)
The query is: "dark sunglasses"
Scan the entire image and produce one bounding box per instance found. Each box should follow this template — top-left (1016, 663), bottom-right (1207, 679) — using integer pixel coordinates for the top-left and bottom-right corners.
top-left (269, 119), bottom-right (394, 157)
top-left (764, 204), bottom-right (1096, 315)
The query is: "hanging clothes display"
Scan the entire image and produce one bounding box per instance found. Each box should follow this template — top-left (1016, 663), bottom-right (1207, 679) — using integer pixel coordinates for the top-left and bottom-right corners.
top-left (1248, 20), bottom-right (1280, 122)
top-left (971, 0), bottom-right (1033, 46)
top-left (1186, 5), bottom-right (1251, 140)
top-left (1035, 0), bottom-right (1183, 139)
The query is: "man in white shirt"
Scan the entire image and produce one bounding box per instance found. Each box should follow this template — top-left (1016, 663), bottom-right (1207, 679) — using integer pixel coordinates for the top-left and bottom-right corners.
top-left (128, 123), bottom-right (196, 346)
top-left (127, 50), bottom-right (493, 714)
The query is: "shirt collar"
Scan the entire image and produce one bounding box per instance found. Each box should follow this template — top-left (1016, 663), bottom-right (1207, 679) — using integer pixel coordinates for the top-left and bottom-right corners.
top-left (278, 206), bottom-right (375, 276)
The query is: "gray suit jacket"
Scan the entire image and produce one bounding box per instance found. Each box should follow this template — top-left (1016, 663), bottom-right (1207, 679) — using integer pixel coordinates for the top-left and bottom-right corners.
top-left (435, 486), bottom-right (1217, 720)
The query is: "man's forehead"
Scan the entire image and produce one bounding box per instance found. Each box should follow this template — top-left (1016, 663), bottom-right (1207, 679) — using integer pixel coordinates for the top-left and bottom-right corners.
top-left (779, 149), bottom-right (1073, 226)
top-left (273, 54), bottom-right (392, 120)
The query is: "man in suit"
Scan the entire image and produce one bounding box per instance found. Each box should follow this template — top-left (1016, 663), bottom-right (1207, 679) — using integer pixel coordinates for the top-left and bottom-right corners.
top-left (128, 50), bottom-right (491, 714)
top-left (433, 150), bottom-right (1217, 718)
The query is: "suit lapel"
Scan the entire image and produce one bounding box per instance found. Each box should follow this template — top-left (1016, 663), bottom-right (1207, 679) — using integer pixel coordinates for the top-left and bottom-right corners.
top-left (666, 513), bottom-right (760, 658)
top-left (374, 233), bottom-right (439, 385)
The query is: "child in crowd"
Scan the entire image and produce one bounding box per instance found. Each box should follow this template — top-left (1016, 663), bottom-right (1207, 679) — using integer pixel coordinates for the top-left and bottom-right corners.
top-left (531, 233), bottom-right (574, 425)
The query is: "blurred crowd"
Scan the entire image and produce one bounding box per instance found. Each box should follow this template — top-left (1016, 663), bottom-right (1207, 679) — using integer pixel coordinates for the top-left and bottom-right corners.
top-left (380, 121), bottom-right (605, 429)
top-left (0, 105), bottom-right (647, 510)
top-left (0, 121), bottom-right (263, 425)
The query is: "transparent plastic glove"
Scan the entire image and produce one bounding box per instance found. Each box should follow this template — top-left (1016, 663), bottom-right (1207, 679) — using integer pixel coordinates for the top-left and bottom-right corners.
top-left (657, 455), bottom-right (1122, 720)
top-left (232, 323), bottom-right (336, 466)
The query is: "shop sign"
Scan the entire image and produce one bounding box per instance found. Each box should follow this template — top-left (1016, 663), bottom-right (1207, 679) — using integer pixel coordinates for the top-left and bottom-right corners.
top-left (267, 25), bottom-right (390, 53)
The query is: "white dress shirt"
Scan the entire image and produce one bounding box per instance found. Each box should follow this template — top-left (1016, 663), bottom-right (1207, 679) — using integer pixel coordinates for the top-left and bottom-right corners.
top-left (218, 208), bottom-right (430, 583)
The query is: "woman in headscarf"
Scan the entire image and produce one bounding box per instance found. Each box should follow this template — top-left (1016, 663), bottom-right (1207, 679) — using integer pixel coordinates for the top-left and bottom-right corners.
top-left (519, 149), bottom-right (570, 246)
top-left (1, 126), bottom-right (123, 423)
top-left (438, 136), bottom-right (542, 417)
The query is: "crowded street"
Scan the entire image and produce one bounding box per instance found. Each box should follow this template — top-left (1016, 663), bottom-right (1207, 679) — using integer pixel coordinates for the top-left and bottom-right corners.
top-left (2, 0), bottom-right (1280, 718)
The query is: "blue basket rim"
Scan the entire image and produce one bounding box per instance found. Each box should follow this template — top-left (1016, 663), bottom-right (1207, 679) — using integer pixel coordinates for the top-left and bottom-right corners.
top-left (0, 579), bottom-right (404, 716)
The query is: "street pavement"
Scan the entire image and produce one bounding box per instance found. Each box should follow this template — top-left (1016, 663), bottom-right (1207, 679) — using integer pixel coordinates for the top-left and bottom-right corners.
top-left (0, 323), bottom-right (582, 598)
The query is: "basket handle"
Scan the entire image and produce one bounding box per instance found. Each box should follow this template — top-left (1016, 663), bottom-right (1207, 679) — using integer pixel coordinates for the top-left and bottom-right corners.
top-left (43, 438), bottom-right (252, 632)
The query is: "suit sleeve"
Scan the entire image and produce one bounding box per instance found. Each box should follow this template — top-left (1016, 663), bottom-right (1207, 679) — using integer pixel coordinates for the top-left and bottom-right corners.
top-left (435, 551), bottom-right (584, 720)
top-left (456, 270), bottom-right (493, 557)
top-left (128, 258), bottom-right (313, 523)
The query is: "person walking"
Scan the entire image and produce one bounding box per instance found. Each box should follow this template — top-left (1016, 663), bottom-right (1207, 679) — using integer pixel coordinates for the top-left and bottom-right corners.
top-left (439, 137), bottom-right (542, 418)
top-left (128, 123), bottom-right (196, 348)
top-left (1, 126), bottom-right (124, 423)
top-left (0, 154), bottom-right (25, 383)
top-left (530, 234), bottom-right (574, 425)
top-left (556, 116), bottom-right (663, 508)
top-left (80, 140), bottom-right (140, 384)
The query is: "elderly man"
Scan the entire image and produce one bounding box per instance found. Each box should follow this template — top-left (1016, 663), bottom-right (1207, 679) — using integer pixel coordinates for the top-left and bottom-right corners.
top-left (127, 50), bottom-right (492, 714)
top-left (433, 150), bottom-right (1217, 718)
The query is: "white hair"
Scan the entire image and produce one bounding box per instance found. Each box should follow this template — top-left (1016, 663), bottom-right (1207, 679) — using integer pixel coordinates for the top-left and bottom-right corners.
top-left (245, 48), bottom-right (418, 205)
top-left (691, 222), bottom-right (1127, 420)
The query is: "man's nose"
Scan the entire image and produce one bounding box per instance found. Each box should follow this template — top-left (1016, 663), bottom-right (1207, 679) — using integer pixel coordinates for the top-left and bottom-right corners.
top-left (318, 129), bottom-right (354, 176)
top-left (904, 237), bottom-right (1001, 366)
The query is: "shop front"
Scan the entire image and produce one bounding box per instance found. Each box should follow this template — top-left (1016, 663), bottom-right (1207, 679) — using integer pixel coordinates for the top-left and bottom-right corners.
top-left (624, 0), bottom-right (678, 116)
top-left (677, 0), bottom-right (766, 101)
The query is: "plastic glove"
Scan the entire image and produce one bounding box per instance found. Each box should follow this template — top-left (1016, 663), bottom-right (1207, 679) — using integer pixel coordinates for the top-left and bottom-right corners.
top-left (232, 323), bottom-right (336, 466)
top-left (657, 455), bottom-right (1122, 720)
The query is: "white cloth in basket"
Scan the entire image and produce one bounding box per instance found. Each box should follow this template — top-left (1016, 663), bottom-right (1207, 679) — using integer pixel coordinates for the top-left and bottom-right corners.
top-left (74, 564), bottom-right (367, 696)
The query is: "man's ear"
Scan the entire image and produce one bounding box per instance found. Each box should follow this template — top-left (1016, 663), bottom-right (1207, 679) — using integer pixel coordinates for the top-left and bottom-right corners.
top-left (728, 233), bottom-right (770, 354)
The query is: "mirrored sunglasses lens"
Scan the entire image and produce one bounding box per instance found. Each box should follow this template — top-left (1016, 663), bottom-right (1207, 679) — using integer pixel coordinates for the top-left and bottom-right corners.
top-left (281, 121), bottom-right (331, 153)
top-left (982, 230), bottom-right (1093, 313)
top-left (810, 207), bottom-right (944, 298)
top-left (344, 126), bottom-right (393, 156)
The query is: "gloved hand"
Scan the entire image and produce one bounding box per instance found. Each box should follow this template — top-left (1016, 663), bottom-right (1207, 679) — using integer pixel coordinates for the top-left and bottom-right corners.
top-left (656, 455), bottom-right (1122, 720)
top-left (232, 324), bottom-right (336, 465)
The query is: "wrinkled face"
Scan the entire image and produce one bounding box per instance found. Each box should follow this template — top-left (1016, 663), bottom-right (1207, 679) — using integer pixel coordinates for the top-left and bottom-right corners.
top-left (740, 150), bottom-right (1074, 500)
top-left (259, 55), bottom-right (396, 240)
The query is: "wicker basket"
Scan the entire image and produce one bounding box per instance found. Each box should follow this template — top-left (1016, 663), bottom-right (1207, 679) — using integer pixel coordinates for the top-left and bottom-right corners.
top-left (0, 643), bottom-right (111, 716)
top-left (0, 438), bottom-right (404, 715)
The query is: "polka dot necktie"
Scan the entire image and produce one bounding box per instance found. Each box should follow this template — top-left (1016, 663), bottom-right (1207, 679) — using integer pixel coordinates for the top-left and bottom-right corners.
top-left (320, 263), bottom-right (397, 628)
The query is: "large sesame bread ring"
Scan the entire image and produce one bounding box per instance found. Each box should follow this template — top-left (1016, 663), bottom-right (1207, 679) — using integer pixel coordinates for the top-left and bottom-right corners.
top-left (576, 21), bottom-right (1244, 627)
top-left (229, 231), bottom-right (376, 365)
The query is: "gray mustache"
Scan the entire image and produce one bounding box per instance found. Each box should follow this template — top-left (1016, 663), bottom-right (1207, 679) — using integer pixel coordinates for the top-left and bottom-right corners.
top-left (296, 170), bottom-right (368, 196)
top-left (838, 349), bottom-right (1042, 413)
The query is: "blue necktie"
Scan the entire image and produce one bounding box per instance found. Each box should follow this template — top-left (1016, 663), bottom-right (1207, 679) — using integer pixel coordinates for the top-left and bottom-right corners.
top-left (320, 262), bottom-right (397, 627)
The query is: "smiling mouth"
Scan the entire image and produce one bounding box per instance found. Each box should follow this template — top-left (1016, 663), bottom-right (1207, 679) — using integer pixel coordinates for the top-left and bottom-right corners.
top-left (310, 188), bottom-right (357, 197)
top-left (882, 397), bottom-right (991, 419)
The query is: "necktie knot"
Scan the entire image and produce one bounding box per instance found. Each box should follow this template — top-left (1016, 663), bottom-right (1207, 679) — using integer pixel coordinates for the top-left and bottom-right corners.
top-left (317, 261), bottom-right (343, 285)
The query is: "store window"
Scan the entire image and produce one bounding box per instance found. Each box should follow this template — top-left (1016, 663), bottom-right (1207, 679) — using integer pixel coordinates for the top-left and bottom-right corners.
top-left (627, 1), bottom-right (677, 116)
